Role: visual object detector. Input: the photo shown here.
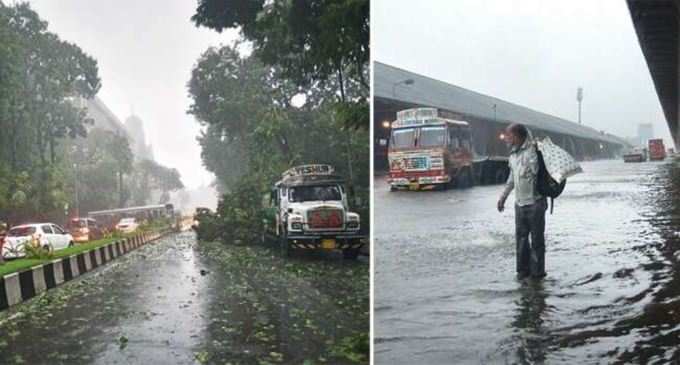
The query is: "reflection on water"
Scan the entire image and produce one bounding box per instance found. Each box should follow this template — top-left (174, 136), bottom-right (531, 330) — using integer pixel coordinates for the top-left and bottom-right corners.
top-left (513, 280), bottom-right (549, 364)
top-left (375, 159), bottom-right (680, 364)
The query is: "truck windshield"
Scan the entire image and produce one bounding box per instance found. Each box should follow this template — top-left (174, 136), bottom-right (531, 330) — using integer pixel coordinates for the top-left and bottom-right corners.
top-left (419, 126), bottom-right (446, 147)
top-left (289, 185), bottom-right (342, 202)
top-left (391, 128), bottom-right (416, 148)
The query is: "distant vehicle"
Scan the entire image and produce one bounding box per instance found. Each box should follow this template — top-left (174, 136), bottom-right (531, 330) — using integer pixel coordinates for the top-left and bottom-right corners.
top-left (115, 218), bottom-right (139, 234)
top-left (67, 217), bottom-right (104, 243)
top-left (623, 147), bottom-right (646, 163)
top-left (648, 139), bottom-right (666, 161)
top-left (387, 108), bottom-right (508, 191)
top-left (89, 204), bottom-right (174, 231)
top-left (191, 207), bottom-right (211, 231)
top-left (263, 164), bottom-right (365, 259)
top-left (2, 223), bottom-right (74, 259)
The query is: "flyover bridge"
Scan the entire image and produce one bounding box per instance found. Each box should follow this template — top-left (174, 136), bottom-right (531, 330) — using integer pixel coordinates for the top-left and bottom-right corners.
top-left (628, 0), bottom-right (680, 148)
top-left (374, 62), bottom-right (631, 170)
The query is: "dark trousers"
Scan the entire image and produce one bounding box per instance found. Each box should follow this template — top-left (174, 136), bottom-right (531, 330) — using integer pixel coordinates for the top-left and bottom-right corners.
top-left (515, 198), bottom-right (547, 277)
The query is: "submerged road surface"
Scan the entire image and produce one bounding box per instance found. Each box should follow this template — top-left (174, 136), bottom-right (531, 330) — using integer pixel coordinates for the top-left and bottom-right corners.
top-left (375, 159), bottom-right (680, 364)
top-left (0, 231), bottom-right (368, 364)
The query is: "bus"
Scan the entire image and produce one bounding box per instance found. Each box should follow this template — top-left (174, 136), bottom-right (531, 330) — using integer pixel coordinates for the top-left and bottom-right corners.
top-left (88, 204), bottom-right (175, 230)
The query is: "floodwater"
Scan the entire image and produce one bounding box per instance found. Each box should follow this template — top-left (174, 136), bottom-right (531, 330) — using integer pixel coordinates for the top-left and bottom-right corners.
top-left (0, 231), bottom-right (368, 364)
top-left (375, 159), bottom-right (680, 364)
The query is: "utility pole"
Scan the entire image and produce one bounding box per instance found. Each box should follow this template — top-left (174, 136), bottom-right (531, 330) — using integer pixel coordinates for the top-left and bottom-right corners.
top-left (74, 162), bottom-right (79, 217)
top-left (577, 87), bottom-right (583, 124)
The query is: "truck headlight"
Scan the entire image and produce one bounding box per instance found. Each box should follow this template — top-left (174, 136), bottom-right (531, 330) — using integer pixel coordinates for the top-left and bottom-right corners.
top-left (288, 214), bottom-right (303, 231)
top-left (346, 212), bottom-right (360, 230)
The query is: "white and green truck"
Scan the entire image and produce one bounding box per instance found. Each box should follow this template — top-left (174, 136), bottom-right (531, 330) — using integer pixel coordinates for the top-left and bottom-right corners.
top-left (263, 164), bottom-right (365, 259)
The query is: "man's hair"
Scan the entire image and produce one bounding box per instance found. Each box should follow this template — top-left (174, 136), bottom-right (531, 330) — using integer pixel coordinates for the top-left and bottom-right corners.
top-left (508, 123), bottom-right (528, 142)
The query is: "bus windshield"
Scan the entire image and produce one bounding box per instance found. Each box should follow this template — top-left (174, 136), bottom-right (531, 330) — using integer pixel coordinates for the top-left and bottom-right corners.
top-left (419, 126), bottom-right (446, 147)
top-left (289, 185), bottom-right (342, 202)
top-left (391, 128), bottom-right (416, 148)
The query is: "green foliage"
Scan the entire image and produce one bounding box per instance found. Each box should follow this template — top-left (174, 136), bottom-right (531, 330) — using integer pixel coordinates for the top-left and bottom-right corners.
top-left (193, 176), bottom-right (264, 244)
top-left (0, 3), bottom-right (101, 224)
top-left (330, 332), bottom-right (370, 363)
top-left (188, 44), bottom-right (369, 243)
top-left (23, 242), bottom-right (54, 260)
top-left (130, 159), bottom-right (185, 205)
top-left (191, 0), bottom-right (369, 129)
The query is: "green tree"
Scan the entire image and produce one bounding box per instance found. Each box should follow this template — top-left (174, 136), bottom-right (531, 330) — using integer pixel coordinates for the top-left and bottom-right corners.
top-left (188, 44), bottom-right (369, 242)
top-left (191, 0), bottom-right (369, 129)
top-left (64, 129), bottom-right (132, 214)
top-left (131, 159), bottom-right (185, 205)
top-left (0, 3), bottom-right (100, 224)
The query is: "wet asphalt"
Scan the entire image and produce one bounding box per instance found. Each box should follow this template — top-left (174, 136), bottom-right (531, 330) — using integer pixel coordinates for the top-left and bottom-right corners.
top-left (375, 158), bottom-right (680, 364)
top-left (0, 231), bottom-right (368, 364)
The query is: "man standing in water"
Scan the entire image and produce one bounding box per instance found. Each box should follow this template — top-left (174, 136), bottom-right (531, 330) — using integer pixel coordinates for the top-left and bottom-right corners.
top-left (497, 123), bottom-right (548, 280)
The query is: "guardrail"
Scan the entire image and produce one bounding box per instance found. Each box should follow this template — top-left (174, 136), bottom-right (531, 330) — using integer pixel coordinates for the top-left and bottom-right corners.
top-left (0, 229), bottom-right (173, 311)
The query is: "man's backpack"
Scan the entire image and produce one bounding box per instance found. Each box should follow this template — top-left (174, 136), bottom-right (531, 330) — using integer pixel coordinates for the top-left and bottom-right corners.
top-left (534, 144), bottom-right (566, 214)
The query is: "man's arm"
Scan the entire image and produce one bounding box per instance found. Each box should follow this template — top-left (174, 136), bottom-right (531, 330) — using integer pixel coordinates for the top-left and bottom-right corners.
top-left (497, 167), bottom-right (514, 212)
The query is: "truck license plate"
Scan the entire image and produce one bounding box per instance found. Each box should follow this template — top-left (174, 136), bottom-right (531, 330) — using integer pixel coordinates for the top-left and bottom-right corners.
top-left (321, 239), bottom-right (336, 249)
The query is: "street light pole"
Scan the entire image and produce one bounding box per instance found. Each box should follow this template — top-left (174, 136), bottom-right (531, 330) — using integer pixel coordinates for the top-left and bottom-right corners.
top-left (74, 162), bottom-right (79, 218)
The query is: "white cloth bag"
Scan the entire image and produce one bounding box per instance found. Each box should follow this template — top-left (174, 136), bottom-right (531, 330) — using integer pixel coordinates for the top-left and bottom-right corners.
top-left (535, 137), bottom-right (582, 182)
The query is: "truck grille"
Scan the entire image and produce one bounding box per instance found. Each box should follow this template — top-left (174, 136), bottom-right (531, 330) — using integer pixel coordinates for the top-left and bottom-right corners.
top-left (307, 208), bottom-right (344, 229)
top-left (403, 156), bottom-right (429, 171)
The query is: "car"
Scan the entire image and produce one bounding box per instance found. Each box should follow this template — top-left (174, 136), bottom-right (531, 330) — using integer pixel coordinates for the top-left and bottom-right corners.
top-left (2, 223), bottom-right (74, 259)
top-left (67, 217), bottom-right (104, 243)
top-left (115, 217), bottom-right (139, 234)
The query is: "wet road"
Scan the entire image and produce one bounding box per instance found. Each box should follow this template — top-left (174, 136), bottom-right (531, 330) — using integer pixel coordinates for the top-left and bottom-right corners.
top-left (0, 231), bottom-right (368, 364)
top-left (375, 159), bottom-right (680, 364)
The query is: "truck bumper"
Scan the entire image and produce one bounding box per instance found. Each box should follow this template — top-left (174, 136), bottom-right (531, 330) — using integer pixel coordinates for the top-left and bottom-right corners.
top-left (285, 233), bottom-right (365, 250)
top-left (389, 175), bottom-right (450, 188)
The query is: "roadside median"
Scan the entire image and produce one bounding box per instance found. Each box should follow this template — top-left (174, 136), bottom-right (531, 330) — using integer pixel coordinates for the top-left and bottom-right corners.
top-left (0, 228), bottom-right (174, 311)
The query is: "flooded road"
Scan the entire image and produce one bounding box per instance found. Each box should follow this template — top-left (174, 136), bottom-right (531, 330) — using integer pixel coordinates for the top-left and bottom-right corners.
top-left (375, 159), bottom-right (680, 364)
top-left (0, 231), bottom-right (368, 364)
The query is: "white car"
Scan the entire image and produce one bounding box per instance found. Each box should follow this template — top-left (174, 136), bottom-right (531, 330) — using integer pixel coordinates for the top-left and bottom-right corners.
top-left (2, 223), bottom-right (74, 259)
top-left (115, 217), bottom-right (139, 234)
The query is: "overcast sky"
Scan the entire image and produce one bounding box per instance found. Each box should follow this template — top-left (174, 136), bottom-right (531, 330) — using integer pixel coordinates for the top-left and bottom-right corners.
top-left (22, 0), bottom-right (239, 189)
top-left (374, 0), bottom-right (672, 146)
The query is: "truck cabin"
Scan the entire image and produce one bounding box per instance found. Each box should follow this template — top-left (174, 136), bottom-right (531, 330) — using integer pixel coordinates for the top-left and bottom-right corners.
top-left (272, 174), bottom-right (348, 208)
top-left (389, 108), bottom-right (472, 153)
